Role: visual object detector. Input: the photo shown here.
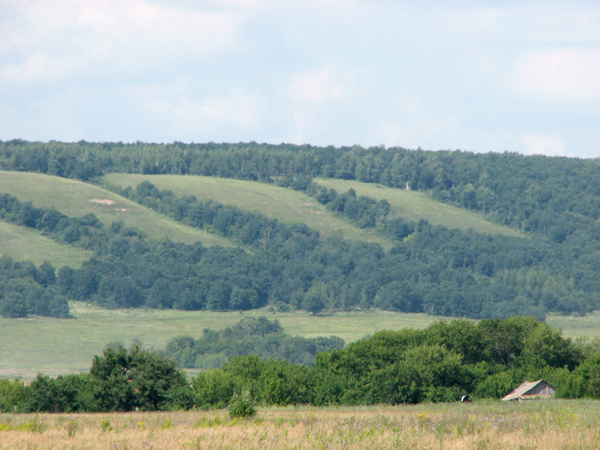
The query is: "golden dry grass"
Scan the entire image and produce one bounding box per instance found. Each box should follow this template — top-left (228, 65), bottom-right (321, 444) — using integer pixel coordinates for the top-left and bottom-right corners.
top-left (0, 400), bottom-right (598, 450)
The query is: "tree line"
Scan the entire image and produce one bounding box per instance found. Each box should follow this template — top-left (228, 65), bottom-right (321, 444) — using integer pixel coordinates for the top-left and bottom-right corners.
top-left (2, 317), bottom-right (599, 412)
top-left (162, 316), bottom-right (345, 368)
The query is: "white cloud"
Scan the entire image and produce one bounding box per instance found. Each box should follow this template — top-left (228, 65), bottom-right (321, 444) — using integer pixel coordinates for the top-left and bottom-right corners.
top-left (287, 66), bottom-right (374, 105)
top-left (284, 66), bottom-right (377, 143)
top-left (133, 79), bottom-right (267, 138)
top-left (0, 1), bottom-right (242, 85)
top-left (1, 54), bottom-right (80, 85)
top-left (513, 48), bottom-right (600, 103)
top-left (519, 134), bottom-right (566, 156)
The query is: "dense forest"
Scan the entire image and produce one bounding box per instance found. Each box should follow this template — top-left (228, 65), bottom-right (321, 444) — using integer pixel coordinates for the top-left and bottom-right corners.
top-left (2, 317), bottom-right (600, 412)
top-left (0, 139), bottom-right (599, 320)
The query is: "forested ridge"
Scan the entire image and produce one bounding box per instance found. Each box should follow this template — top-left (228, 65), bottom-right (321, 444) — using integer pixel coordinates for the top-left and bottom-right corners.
top-left (0, 139), bottom-right (599, 320)
top-left (2, 140), bottom-right (599, 233)
top-left (2, 180), bottom-right (599, 320)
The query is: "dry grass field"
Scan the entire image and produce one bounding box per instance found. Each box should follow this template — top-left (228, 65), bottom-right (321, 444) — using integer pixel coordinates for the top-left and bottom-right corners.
top-left (0, 400), bottom-right (598, 449)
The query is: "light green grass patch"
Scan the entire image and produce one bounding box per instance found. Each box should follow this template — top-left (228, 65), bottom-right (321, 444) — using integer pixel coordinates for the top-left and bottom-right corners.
top-left (0, 220), bottom-right (92, 268)
top-left (546, 311), bottom-right (600, 340)
top-left (2, 303), bottom-right (597, 381)
top-left (0, 304), bottom-right (446, 380)
top-left (0, 171), bottom-right (233, 248)
top-left (103, 173), bottom-right (392, 248)
top-left (314, 178), bottom-right (523, 237)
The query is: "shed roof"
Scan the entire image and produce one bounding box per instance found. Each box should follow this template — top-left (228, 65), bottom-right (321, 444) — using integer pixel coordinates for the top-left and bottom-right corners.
top-left (501, 380), bottom-right (555, 401)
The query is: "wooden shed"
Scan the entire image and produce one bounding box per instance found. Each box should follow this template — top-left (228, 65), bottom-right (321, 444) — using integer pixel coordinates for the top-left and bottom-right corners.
top-left (501, 380), bottom-right (556, 401)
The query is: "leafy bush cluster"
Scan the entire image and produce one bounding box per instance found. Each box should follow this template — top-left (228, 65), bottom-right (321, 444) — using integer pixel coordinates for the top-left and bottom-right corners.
top-left (227, 390), bottom-right (256, 418)
top-left (162, 316), bottom-right (345, 368)
top-left (0, 345), bottom-right (194, 413)
top-left (193, 317), bottom-right (600, 408)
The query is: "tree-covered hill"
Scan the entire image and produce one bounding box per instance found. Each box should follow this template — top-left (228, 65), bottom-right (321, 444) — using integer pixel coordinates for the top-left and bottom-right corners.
top-left (1, 140), bottom-right (598, 234)
top-left (0, 140), bottom-right (599, 321)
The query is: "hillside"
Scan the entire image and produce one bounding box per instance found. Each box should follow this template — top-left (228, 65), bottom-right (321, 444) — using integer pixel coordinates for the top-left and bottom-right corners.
top-left (313, 178), bottom-right (522, 237)
top-left (103, 173), bottom-right (392, 247)
top-left (0, 142), bottom-right (598, 327)
top-left (0, 220), bottom-right (92, 268)
top-left (0, 171), bottom-right (233, 248)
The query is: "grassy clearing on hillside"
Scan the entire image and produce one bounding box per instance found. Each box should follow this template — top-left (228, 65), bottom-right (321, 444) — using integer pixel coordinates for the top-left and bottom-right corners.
top-left (103, 173), bottom-right (392, 248)
top-left (314, 178), bottom-right (523, 237)
top-left (2, 303), bottom-right (599, 381)
top-left (0, 220), bottom-right (91, 268)
top-left (0, 171), bottom-right (232, 248)
top-left (1, 400), bottom-right (598, 449)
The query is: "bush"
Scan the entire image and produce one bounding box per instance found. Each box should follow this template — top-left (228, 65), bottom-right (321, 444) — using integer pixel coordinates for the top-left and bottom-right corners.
top-left (228, 390), bottom-right (256, 418)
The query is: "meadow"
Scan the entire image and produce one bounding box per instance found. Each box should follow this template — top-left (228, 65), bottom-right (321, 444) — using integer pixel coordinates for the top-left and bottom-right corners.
top-left (1, 302), bottom-right (598, 381)
top-left (313, 178), bottom-right (523, 237)
top-left (0, 171), bottom-right (233, 248)
top-left (0, 400), bottom-right (598, 449)
top-left (0, 220), bottom-right (91, 269)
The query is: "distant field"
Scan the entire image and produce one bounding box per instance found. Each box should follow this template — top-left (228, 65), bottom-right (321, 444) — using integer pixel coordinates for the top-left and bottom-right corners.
top-left (103, 173), bottom-right (392, 248)
top-left (314, 178), bottom-right (523, 237)
top-left (1, 303), bottom-right (598, 381)
top-left (0, 171), bottom-right (233, 248)
top-left (0, 304), bottom-right (441, 380)
top-left (0, 220), bottom-right (91, 268)
top-left (2, 401), bottom-right (599, 450)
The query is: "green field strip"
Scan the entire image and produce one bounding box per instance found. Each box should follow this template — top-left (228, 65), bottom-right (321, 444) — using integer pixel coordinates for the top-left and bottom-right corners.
top-left (103, 173), bottom-right (393, 248)
top-left (314, 178), bottom-right (524, 237)
top-left (0, 220), bottom-right (92, 268)
top-left (0, 171), bottom-right (234, 248)
top-left (0, 303), bottom-right (595, 381)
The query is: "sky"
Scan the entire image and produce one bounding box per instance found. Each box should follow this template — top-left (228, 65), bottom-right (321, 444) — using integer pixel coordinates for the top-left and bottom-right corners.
top-left (0, 0), bottom-right (599, 158)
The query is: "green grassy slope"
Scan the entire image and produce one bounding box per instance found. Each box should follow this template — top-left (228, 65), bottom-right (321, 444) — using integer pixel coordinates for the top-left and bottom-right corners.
top-left (0, 220), bottom-right (92, 268)
top-left (314, 178), bottom-right (523, 237)
top-left (103, 174), bottom-right (392, 248)
top-left (0, 171), bottom-right (233, 248)
top-left (0, 304), bottom-right (596, 380)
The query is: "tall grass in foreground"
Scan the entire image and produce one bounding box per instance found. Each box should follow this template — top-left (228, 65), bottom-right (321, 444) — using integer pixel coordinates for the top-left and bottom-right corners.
top-left (0, 400), bottom-right (598, 449)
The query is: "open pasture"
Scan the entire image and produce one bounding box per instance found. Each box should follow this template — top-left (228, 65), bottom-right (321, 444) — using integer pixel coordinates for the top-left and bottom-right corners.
top-left (313, 178), bottom-right (523, 238)
top-left (0, 171), bottom-right (233, 248)
top-left (103, 173), bottom-right (392, 248)
top-left (1, 302), bottom-right (599, 381)
top-left (0, 304), bottom-right (442, 380)
top-left (0, 400), bottom-right (598, 449)
top-left (0, 220), bottom-right (91, 268)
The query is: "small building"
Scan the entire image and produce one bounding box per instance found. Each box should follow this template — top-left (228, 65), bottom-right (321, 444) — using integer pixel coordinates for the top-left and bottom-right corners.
top-left (501, 380), bottom-right (556, 401)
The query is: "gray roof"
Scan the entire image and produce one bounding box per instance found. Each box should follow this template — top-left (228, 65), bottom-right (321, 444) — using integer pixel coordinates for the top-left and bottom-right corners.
top-left (501, 380), bottom-right (555, 401)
